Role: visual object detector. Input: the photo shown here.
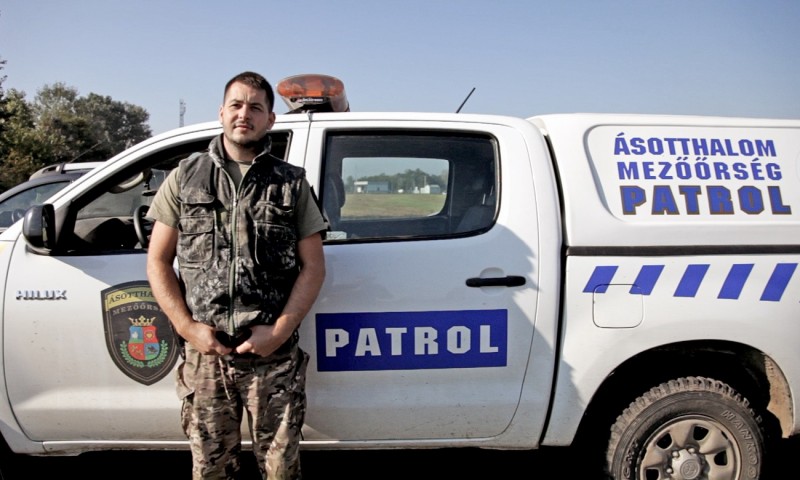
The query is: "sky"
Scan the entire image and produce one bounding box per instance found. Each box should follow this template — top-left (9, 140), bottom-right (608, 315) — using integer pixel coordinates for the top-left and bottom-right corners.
top-left (2, 1), bottom-right (798, 136)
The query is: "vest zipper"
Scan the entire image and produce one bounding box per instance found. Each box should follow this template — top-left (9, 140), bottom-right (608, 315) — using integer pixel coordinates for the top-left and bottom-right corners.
top-left (224, 150), bottom-right (267, 334)
top-left (226, 156), bottom-right (261, 334)
top-left (225, 169), bottom-right (239, 335)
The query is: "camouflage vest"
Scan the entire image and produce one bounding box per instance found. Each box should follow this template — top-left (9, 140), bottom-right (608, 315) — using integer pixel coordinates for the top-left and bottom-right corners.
top-left (176, 137), bottom-right (305, 335)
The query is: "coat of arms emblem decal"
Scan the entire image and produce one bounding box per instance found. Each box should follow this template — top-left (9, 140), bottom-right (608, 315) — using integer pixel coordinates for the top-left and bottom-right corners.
top-left (102, 281), bottom-right (180, 385)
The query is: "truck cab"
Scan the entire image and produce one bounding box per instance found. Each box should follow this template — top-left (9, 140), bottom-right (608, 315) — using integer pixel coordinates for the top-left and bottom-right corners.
top-left (0, 79), bottom-right (563, 453)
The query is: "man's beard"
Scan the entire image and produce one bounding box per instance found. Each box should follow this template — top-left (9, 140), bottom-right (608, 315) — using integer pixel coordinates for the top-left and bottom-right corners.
top-left (232, 138), bottom-right (262, 150)
top-left (227, 132), bottom-right (268, 152)
top-left (223, 127), bottom-right (272, 157)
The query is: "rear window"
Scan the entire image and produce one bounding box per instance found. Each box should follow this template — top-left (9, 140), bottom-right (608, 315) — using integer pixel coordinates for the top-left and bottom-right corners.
top-left (322, 131), bottom-right (497, 241)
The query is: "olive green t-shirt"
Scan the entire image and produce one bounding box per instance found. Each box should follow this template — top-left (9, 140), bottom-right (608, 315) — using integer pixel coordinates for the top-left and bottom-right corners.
top-left (147, 159), bottom-right (328, 240)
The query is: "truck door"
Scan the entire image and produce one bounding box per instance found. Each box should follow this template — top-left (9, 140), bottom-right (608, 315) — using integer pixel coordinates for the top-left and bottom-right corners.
top-left (300, 120), bottom-right (556, 443)
top-left (0, 133), bottom-right (223, 445)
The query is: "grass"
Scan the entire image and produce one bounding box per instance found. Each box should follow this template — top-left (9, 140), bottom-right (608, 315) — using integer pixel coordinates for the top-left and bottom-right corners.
top-left (341, 193), bottom-right (445, 219)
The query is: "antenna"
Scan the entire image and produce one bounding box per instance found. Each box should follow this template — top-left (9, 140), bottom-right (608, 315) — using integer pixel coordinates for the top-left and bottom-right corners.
top-left (179, 99), bottom-right (186, 127)
top-left (456, 87), bottom-right (476, 113)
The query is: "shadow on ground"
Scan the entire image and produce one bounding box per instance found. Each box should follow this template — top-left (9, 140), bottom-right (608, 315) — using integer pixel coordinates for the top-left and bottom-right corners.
top-left (5, 436), bottom-right (799, 479)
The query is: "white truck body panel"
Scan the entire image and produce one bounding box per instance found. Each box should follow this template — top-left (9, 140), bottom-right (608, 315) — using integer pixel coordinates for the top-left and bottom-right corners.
top-left (533, 114), bottom-right (800, 444)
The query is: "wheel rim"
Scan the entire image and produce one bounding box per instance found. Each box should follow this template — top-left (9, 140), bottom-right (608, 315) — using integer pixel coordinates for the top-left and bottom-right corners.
top-left (639, 416), bottom-right (741, 480)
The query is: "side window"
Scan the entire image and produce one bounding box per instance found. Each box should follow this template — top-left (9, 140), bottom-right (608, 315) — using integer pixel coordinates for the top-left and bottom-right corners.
top-left (322, 132), bottom-right (497, 241)
top-left (70, 161), bottom-right (181, 252)
top-left (68, 140), bottom-right (210, 253)
top-left (66, 131), bottom-right (290, 254)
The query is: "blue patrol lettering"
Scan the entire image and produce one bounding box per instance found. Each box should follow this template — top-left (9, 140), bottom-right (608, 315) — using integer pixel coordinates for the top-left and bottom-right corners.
top-left (315, 310), bottom-right (508, 371)
top-left (620, 185), bottom-right (791, 215)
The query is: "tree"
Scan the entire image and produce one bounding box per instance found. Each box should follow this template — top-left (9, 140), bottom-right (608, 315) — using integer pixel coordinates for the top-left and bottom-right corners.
top-left (75, 92), bottom-right (151, 159)
top-left (31, 82), bottom-right (94, 165)
top-left (0, 81), bottom-right (153, 192)
top-left (0, 89), bottom-right (54, 190)
top-left (0, 56), bottom-right (8, 145)
top-left (32, 83), bottom-right (152, 163)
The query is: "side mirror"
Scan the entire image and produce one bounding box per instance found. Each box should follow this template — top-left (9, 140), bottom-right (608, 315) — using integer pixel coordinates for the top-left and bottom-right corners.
top-left (22, 204), bottom-right (57, 254)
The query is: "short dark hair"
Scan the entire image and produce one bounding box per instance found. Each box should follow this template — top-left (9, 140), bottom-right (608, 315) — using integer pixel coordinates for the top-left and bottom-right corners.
top-left (223, 71), bottom-right (276, 113)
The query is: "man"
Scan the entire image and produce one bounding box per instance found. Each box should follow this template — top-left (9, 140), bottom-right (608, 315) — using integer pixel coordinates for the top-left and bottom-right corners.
top-left (147, 71), bottom-right (327, 479)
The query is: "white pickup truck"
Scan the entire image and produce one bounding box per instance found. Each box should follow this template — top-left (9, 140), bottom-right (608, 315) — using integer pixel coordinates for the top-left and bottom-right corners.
top-left (0, 75), bottom-right (797, 479)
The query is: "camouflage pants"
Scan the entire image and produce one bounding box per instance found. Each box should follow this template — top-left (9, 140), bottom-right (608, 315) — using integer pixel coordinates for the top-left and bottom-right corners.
top-left (177, 341), bottom-right (309, 480)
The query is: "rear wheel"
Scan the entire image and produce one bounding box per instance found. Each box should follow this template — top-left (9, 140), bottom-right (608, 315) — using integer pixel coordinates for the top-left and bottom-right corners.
top-left (606, 376), bottom-right (765, 480)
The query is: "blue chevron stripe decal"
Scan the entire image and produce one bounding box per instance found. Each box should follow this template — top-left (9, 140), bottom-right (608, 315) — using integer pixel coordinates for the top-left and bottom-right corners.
top-left (584, 262), bottom-right (798, 302)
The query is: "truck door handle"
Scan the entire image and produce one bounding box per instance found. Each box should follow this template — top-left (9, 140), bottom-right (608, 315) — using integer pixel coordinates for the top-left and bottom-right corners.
top-left (466, 276), bottom-right (526, 288)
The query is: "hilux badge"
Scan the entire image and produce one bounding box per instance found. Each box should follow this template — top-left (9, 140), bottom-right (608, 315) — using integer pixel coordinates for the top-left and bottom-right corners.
top-left (15, 290), bottom-right (67, 300)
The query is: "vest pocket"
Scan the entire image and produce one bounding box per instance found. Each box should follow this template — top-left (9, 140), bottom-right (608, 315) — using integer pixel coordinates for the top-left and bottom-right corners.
top-left (178, 192), bottom-right (216, 267)
top-left (255, 224), bottom-right (297, 270)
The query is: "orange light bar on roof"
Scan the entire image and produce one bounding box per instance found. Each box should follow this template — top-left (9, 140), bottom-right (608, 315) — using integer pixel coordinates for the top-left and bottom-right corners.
top-left (276, 74), bottom-right (350, 113)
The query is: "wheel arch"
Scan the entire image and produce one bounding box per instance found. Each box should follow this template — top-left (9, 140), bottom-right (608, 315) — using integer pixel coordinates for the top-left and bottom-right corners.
top-left (574, 340), bottom-right (793, 447)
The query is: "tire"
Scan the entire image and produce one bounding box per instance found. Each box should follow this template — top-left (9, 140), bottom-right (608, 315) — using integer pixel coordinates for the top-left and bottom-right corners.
top-left (606, 376), bottom-right (765, 480)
